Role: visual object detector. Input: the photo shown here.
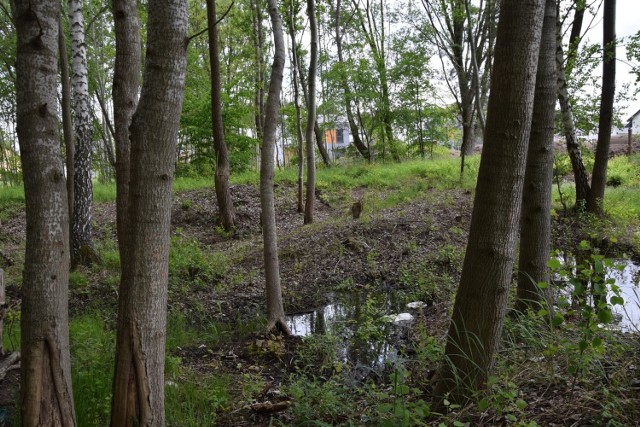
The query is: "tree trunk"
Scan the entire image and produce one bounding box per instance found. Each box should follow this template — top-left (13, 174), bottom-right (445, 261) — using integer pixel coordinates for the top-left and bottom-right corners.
top-left (556, 7), bottom-right (590, 206)
top-left (286, 0), bottom-right (305, 213)
top-left (433, 0), bottom-right (545, 405)
top-left (208, 0), bottom-right (235, 231)
top-left (334, 0), bottom-right (370, 160)
top-left (587, 0), bottom-right (616, 214)
top-left (516, 0), bottom-right (556, 313)
top-left (292, 38), bottom-right (331, 167)
top-left (69, 0), bottom-right (98, 267)
top-left (261, 0), bottom-right (291, 334)
top-left (304, 0), bottom-right (317, 225)
top-left (14, 0), bottom-right (76, 423)
top-left (251, 0), bottom-right (265, 140)
top-left (112, 0), bottom-right (141, 272)
top-left (110, 1), bottom-right (188, 425)
top-left (59, 18), bottom-right (74, 253)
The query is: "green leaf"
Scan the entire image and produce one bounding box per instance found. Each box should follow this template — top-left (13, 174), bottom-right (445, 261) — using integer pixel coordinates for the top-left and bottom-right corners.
top-left (477, 399), bottom-right (489, 411)
top-left (579, 240), bottom-right (590, 250)
top-left (453, 421), bottom-right (465, 427)
top-left (598, 309), bottom-right (613, 324)
top-left (537, 309), bottom-right (549, 317)
top-left (552, 313), bottom-right (564, 327)
top-left (579, 340), bottom-right (589, 351)
top-left (592, 337), bottom-right (603, 347)
top-left (536, 281), bottom-right (548, 289)
top-left (516, 398), bottom-right (527, 411)
top-left (379, 403), bottom-right (393, 413)
top-left (610, 295), bottom-right (624, 306)
top-left (547, 258), bottom-right (561, 270)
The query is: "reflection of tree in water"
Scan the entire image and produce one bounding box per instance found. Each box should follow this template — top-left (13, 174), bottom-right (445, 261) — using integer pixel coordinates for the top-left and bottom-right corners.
top-left (286, 290), bottom-right (406, 377)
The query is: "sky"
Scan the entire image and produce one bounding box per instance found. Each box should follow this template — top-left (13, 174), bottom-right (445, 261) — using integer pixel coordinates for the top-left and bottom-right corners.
top-left (584, 0), bottom-right (640, 120)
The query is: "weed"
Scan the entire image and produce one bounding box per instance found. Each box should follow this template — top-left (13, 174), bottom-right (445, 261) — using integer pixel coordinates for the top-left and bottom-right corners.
top-left (70, 315), bottom-right (115, 426)
top-left (69, 270), bottom-right (90, 289)
top-left (169, 232), bottom-right (229, 293)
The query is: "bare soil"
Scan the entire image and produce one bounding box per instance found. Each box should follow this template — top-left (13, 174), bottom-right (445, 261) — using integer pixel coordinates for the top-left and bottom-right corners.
top-left (0, 179), bottom-right (638, 426)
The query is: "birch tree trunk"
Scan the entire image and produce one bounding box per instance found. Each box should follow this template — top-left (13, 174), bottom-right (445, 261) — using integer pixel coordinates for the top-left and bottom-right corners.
top-left (207, 0), bottom-right (236, 231)
top-left (111, 1), bottom-right (188, 425)
top-left (13, 0), bottom-right (76, 423)
top-left (261, 0), bottom-right (291, 334)
top-left (516, 0), bottom-right (556, 312)
top-left (59, 18), bottom-right (74, 253)
top-left (303, 0), bottom-right (317, 224)
top-left (433, 0), bottom-right (545, 405)
top-left (112, 0), bottom-right (141, 270)
top-left (69, 0), bottom-right (97, 267)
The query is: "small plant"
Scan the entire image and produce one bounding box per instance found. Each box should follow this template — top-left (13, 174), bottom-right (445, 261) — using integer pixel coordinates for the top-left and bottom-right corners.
top-left (476, 376), bottom-right (529, 424)
top-left (547, 241), bottom-right (626, 376)
top-left (169, 233), bottom-right (229, 293)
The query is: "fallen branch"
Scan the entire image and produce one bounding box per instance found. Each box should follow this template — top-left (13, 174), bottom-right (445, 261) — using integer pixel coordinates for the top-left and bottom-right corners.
top-left (0, 351), bottom-right (20, 382)
top-left (250, 400), bottom-right (292, 414)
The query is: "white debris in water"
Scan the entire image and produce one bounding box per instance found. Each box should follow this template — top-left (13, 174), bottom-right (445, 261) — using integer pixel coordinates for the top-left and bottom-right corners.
top-left (393, 313), bottom-right (414, 323)
top-left (406, 301), bottom-right (427, 309)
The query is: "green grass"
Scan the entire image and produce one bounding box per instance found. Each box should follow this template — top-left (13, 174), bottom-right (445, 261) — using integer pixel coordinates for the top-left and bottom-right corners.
top-left (70, 315), bottom-right (115, 426)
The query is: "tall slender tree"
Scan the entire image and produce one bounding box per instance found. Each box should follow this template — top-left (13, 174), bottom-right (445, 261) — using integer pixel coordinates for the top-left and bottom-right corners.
top-left (13, 0), bottom-right (77, 423)
top-left (303, 0), bottom-right (317, 224)
top-left (516, 0), bottom-right (557, 312)
top-left (433, 0), bottom-right (545, 404)
top-left (261, 0), bottom-right (291, 334)
top-left (207, 0), bottom-right (236, 231)
top-left (333, 0), bottom-right (370, 160)
top-left (112, 0), bottom-right (141, 273)
top-left (351, 0), bottom-right (397, 160)
top-left (286, 0), bottom-right (305, 212)
top-left (69, 0), bottom-right (98, 266)
top-left (556, 3), bottom-right (591, 206)
top-left (111, 0), bottom-right (189, 424)
top-left (59, 17), bottom-right (74, 252)
top-left (587, 0), bottom-right (616, 214)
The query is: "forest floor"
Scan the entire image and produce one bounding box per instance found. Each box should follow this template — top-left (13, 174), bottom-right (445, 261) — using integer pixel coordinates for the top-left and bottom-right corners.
top-left (1, 156), bottom-right (640, 426)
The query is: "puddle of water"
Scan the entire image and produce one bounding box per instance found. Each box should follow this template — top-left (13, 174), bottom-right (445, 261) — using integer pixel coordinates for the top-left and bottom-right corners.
top-left (285, 291), bottom-right (418, 372)
top-left (607, 260), bottom-right (640, 331)
top-left (554, 256), bottom-right (640, 331)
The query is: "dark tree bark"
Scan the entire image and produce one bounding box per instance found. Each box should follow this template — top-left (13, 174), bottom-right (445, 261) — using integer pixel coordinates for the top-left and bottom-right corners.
top-left (334, 0), bottom-right (370, 160)
top-left (112, 0), bottom-right (141, 274)
top-left (261, 0), bottom-right (291, 334)
top-left (304, 0), bottom-right (317, 224)
top-left (59, 17), bottom-right (74, 253)
top-left (110, 1), bottom-right (188, 425)
top-left (556, 4), bottom-right (590, 206)
top-left (69, 0), bottom-right (98, 267)
top-left (14, 0), bottom-right (76, 423)
top-left (433, 0), bottom-right (545, 405)
top-left (516, 0), bottom-right (556, 312)
top-left (587, 0), bottom-right (616, 214)
top-left (207, 0), bottom-right (235, 231)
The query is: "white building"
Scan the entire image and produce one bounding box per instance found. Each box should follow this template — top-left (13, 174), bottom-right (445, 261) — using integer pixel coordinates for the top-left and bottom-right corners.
top-left (627, 109), bottom-right (640, 134)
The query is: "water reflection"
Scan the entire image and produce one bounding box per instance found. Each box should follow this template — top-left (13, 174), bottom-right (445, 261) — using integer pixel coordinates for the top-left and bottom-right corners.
top-left (285, 292), bottom-right (411, 372)
top-left (607, 260), bottom-right (640, 331)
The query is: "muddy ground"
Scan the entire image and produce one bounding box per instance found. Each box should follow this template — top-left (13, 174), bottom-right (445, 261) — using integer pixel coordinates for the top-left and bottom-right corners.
top-left (0, 172), bottom-right (638, 425)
